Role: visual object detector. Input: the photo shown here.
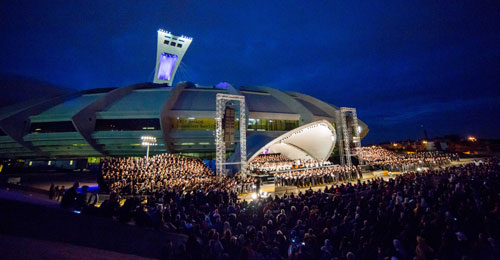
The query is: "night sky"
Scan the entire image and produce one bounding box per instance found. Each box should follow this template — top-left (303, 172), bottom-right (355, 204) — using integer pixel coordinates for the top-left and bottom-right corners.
top-left (1, 1), bottom-right (499, 144)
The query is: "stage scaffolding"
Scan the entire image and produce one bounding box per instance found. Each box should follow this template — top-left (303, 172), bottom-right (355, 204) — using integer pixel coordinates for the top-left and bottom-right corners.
top-left (215, 94), bottom-right (247, 177)
top-left (338, 107), bottom-right (363, 167)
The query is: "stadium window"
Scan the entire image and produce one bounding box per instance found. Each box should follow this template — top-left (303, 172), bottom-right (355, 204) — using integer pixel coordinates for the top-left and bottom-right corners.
top-left (29, 121), bottom-right (77, 133)
top-left (170, 42), bottom-right (176, 46)
top-left (177, 43), bottom-right (183, 48)
top-left (170, 118), bottom-right (215, 130)
top-left (247, 119), bottom-right (299, 131)
top-left (163, 40), bottom-right (170, 45)
top-left (284, 120), bottom-right (299, 130)
top-left (95, 119), bottom-right (160, 131)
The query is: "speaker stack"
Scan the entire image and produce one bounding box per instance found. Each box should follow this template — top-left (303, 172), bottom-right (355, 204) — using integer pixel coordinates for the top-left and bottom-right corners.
top-left (222, 106), bottom-right (235, 148)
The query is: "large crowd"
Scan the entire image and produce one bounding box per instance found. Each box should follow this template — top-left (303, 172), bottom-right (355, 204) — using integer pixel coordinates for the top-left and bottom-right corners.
top-left (63, 158), bottom-right (500, 260)
top-left (53, 147), bottom-right (500, 259)
top-left (274, 165), bottom-right (362, 188)
top-left (249, 154), bottom-right (332, 175)
top-left (99, 153), bottom-right (258, 195)
top-left (356, 146), bottom-right (458, 172)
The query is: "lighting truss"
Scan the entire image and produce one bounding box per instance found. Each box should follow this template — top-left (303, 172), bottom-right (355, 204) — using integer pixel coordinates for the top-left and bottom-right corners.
top-left (339, 107), bottom-right (363, 168)
top-left (215, 93), bottom-right (247, 177)
top-left (335, 110), bottom-right (345, 166)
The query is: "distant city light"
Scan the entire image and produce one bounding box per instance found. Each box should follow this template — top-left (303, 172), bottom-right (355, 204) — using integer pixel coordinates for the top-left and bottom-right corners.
top-left (468, 136), bottom-right (477, 142)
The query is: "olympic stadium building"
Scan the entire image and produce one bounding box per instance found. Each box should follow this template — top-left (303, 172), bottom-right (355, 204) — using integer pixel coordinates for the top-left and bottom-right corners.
top-left (0, 81), bottom-right (368, 161)
top-left (0, 30), bottom-right (368, 170)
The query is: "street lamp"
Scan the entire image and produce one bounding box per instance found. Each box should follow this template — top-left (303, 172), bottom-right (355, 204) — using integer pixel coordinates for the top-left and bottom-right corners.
top-left (141, 136), bottom-right (157, 160)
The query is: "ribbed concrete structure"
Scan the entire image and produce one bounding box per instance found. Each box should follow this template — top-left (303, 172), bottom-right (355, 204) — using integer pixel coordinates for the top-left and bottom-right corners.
top-left (0, 82), bottom-right (368, 159)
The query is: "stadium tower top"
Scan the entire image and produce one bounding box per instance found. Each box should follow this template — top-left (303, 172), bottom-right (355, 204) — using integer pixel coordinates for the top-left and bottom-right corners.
top-left (153, 29), bottom-right (193, 86)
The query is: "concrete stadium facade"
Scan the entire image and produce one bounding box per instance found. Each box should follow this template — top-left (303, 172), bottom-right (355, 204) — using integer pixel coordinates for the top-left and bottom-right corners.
top-left (0, 82), bottom-right (368, 160)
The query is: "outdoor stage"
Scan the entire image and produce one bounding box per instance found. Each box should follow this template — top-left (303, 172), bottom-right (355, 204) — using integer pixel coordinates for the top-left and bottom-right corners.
top-left (2, 158), bottom-right (476, 204)
top-left (239, 169), bottom-right (404, 201)
top-left (238, 158), bottom-right (476, 201)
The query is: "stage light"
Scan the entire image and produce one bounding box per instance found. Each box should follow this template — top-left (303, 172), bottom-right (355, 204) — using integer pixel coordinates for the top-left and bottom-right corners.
top-left (141, 136), bottom-right (157, 160)
top-left (251, 193), bottom-right (257, 200)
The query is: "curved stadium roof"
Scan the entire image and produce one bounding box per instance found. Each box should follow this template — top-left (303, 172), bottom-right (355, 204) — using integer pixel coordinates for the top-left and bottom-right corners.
top-left (0, 82), bottom-right (368, 159)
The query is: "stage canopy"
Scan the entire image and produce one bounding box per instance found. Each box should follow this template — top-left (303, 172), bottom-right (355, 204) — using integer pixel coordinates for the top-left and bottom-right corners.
top-left (248, 120), bottom-right (336, 161)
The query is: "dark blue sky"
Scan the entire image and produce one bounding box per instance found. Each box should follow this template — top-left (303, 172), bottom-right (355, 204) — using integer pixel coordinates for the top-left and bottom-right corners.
top-left (1, 1), bottom-right (499, 144)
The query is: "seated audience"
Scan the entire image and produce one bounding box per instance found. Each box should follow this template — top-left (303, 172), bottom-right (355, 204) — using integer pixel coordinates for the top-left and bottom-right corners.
top-left (356, 146), bottom-right (454, 172)
top-left (84, 149), bottom-right (498, 260)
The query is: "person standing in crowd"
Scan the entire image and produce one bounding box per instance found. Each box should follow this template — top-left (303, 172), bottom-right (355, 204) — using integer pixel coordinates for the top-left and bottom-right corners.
top-left (61, 182), bottom-right (79, 209)
top-left (48, 183), bottom-right (55, 200)
top-left (54, 186), bottom-right (62, 201)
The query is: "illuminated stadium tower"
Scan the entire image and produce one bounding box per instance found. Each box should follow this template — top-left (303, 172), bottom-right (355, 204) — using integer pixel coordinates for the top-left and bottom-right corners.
top-left (153, 29), bottom-right (193, 86)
